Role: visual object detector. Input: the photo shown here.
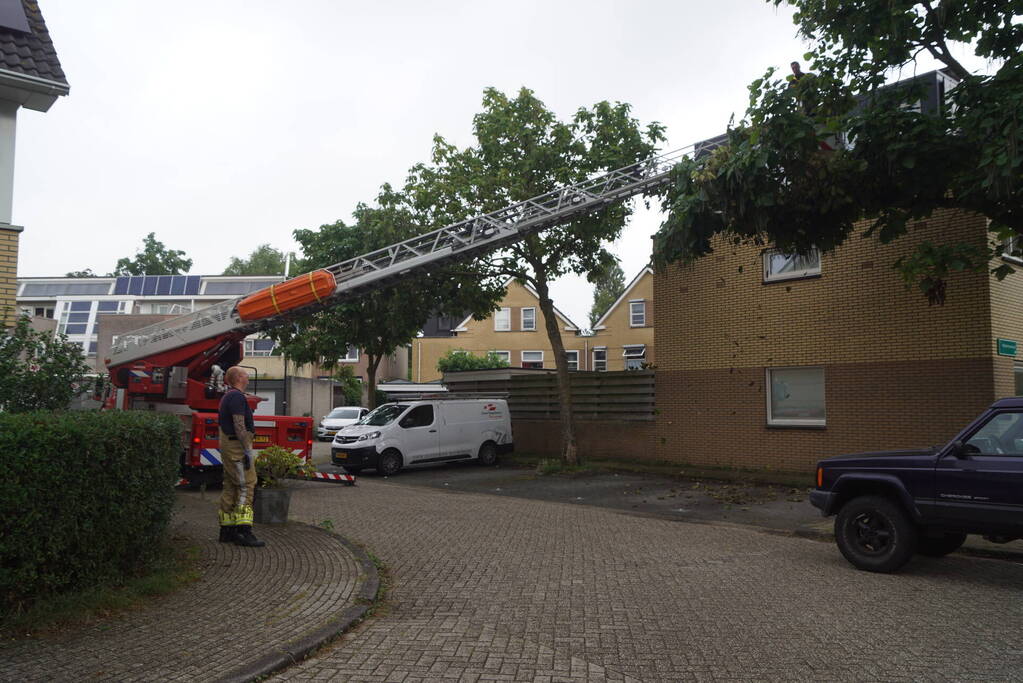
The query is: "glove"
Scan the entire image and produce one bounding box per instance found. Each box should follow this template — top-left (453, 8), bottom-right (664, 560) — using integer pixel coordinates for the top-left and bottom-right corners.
top-left (243, 449), bottom-right (253, 470)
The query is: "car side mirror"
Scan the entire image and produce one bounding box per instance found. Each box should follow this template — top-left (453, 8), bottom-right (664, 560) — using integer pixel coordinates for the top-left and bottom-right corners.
top-left (949, 440), bottom-right (968, 458)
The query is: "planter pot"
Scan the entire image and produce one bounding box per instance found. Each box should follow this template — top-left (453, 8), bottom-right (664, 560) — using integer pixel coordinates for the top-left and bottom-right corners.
top-left (253, 487), bottom-right (292, 525)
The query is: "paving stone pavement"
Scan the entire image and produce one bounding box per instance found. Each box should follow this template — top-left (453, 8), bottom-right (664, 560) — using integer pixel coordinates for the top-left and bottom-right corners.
top-left (274, 478), bottom-right (1023, 683)
top-left (0, 490), bottom-right (373, 683)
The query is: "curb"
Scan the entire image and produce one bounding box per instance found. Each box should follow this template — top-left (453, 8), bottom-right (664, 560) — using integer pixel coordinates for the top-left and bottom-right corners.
top-left (794, 524), bottom-right (1023, 562)
top-left (215, 523), bottom-right (381, 683)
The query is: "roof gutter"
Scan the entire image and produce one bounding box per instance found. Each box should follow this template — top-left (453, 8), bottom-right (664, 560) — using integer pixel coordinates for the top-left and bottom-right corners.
top-left (0, 68), bottom-right (69, 112)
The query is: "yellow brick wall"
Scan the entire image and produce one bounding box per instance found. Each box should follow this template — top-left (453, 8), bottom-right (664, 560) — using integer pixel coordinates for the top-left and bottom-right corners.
top-left (990, 250), bottom-right (1023, 397)
top-left (590, 269), bottom-right (655, 371)
top-left (653, 209), bottom-right (1001, 473)
top-left (413, 280), bottom-right (585, 382)
top-left (0, 227), bottom-right (19, 328)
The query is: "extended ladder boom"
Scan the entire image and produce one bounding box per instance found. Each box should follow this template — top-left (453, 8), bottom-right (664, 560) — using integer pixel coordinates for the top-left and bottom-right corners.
top-left (107, 140), bottom-right (712, 368)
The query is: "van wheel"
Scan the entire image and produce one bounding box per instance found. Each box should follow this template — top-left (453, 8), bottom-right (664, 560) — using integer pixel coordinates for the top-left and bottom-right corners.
top-left (478, 442), bottom-right (498, 467)
top-left (835, 495), bottom-right (917, 573)
top-left (377, 450), bottom-right (402, 476)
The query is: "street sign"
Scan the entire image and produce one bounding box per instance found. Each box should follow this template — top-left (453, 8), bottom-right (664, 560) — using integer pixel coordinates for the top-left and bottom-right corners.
top-left (997, 338), bottom-right (1017, 357)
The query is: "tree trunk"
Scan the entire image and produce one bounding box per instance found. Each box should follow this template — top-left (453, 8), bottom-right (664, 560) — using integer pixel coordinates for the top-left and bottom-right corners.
top-left (366, 353), bottom-right (382, 409)
top-left (532, 275), bottom-right (578, 465)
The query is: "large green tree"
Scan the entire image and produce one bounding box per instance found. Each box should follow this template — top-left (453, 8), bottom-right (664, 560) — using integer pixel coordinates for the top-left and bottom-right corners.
top-left (222, 244), bottom-right (295, 276)
top-left (588, 260), bottom-right (626, 329)
top-left (654, 0), bottom-right (1022, 304)
top-left (112, 232), bottom-right (193, 276)
top-left (409, 87), bottom-right (664, 463)
top-left (270, 184), bottom-right (505, 409)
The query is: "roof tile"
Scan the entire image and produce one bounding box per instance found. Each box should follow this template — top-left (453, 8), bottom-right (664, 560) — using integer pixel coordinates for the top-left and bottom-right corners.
top-left (0, 0), bottom-right (67, 86)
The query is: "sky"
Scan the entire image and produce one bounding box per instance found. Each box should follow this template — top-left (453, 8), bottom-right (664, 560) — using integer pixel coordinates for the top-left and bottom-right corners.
top-left (9, 0), bottom-right (981, 329)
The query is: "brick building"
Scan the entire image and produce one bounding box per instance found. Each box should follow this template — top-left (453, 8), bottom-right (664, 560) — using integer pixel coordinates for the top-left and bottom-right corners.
top-left (653, 209), bottom-right (1023, 474)
top-left (411, 278), bottom-right (584, 382)
top-left (0, 1), bottom-right (69, 327)
top-left (590, 266), bottom-right (655, 371)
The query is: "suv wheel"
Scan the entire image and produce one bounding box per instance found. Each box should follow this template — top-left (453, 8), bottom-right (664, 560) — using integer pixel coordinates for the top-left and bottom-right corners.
top-left (917, 532), bottom-right (967, 558)
top-left (377, 449), bottom-right (402, 476)
top-left (835, 495), bottom-right (917, 573)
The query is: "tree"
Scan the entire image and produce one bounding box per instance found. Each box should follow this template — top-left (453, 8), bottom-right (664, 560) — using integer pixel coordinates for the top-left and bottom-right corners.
top-left (408, 87), bottom-right (665, 464)
top-left (436, 349), bottom-right (511, 373)
top-left (0, 315), bottom-right (91, 412)
top-left (654, 0), bottom-right (1022, 304)
top-left (270, 184), bottom-right (505, 409)
top-left (112, 233), bottom-right (192, 276)
top-left (333, 365), bottom-right (364, 406)
top-left (65, 269), bottom-right (98, 278)
top-left (588, 260), bottom-right (626, 329)
top-left (222, 244), bottom-right (295, 276)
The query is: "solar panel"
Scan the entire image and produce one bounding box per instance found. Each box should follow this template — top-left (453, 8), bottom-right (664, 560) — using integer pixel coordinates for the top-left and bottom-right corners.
top-left (128, 277), bottom-right (143, 296)
top-left (114, 277), bottom-right (130, 295)
top-left (185, 276), bottom-right (201, 295)
top-left (0, 0), bottom-right (30, 33)
top-left (142, 277), bottom-right (158, 296)
top-left (156, 275), bottom-right (171, 296)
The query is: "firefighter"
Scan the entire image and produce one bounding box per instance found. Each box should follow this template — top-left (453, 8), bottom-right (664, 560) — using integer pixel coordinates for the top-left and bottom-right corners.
top-left (217, 366), bottom-right (266, 547)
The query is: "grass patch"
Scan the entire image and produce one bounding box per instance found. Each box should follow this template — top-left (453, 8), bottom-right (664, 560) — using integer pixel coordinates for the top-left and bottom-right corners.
top-left (0, 539), bottom-right (201, 638)
top-left (507, 452), bottom-right (810, 488)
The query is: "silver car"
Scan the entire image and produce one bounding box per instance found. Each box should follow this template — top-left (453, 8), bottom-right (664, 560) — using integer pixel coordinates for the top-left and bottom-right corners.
top-left (316, 406), bottom-right (369, 441)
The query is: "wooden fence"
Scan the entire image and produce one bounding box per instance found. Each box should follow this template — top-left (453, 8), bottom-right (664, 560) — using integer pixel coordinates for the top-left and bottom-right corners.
top-left (444, 370), bottom-right (655, 421)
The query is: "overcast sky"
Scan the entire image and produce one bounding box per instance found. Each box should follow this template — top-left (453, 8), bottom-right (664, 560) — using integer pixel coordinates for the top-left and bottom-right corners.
top-left (11, 0), bottom-right (975, 328)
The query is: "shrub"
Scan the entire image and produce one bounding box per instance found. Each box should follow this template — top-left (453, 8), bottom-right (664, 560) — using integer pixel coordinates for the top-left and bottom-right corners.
top-left (255, 444), bottom-right (315, 488)
top-left (437, 349), bottom-right (510, 373)
top-left (333, 365), bottom-right (364, 406)
top-left (0, 410), bottom-right (181, 611)
top-left (0, 315), bottom-right (91, 412)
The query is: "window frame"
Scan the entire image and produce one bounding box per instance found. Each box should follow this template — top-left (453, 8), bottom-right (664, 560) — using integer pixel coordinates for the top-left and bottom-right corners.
top-left (592, 347), bottom-right (607, 372)
top-left (521, 307), bottom-right (536, 331)
top-left (1003, 236), bottom-right (1022, 265)
top-left (623, 344), bottom-right (646, 370)
top-left (521, 350), bottom-right (544, 368)
top-left (762, 248), bottom-right (821, 283)
top-left (340, 346), bottom-right (360, 363)
top-left (565, 350), bottom-right (579, 371)
top-left (494, 307), bottom-right (511, 332)
top-left (491, 350), bottom-right (511, 364)
top-left (629, 300), bottom-right (646, 327)
top-left (765, 366), bottom-right (827, 427)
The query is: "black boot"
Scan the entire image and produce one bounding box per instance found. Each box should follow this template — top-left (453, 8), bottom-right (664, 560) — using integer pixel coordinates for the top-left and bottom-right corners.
top-left (218, 526), bottom-right (238, 543)
top-left (233, 525), bottom-right (266, 547)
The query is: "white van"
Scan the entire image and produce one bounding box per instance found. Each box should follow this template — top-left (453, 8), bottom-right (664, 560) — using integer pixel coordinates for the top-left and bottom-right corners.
top-left (330, 399), bottom-right (513, 475)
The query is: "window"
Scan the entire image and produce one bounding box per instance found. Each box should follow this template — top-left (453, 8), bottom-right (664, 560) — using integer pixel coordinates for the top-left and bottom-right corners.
top-left (491, 350), bottom-right (511, 364)
top-left (593, 348), bottom-right (607, 372)
top-left (623, 345), bottom-right (646, 370)
top-left (341, 346), bottom-right (359, 362)
top-left (763, 249), bottom-right (821, 282)
top-left (201, 279), bottom-right (278, 296)
top-left (400, 404), bottom-right (434, 429)
top-left (494, 307), bottom-right (511, 331)
top-left (965, 411), bottom-right (1023, 455)
top-left (521, 307), bottom-right (536, 331)
top-left (565, 350), bottom-right (579, 371)
top-left (521, 350), bottom-right (544, 369)
top-left (767, 367), bottom-right (826, 426)
top-left (244, 338), bottom-right (278, 357)
top-left (1015, 365), bottom-right (1023, 397)
top-left (33, 307), bottom-right (54, 319)
top-left (629, 301), bottom-right (646, 327)
top-left (1004, 236), bottom-right (1022, 264)
top-left (20, 282), bottom-right (112, 297)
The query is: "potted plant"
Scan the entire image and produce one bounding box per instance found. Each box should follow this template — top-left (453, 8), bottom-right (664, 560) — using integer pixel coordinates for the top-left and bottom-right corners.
top-left (253, 445), bottom-right (315, 524)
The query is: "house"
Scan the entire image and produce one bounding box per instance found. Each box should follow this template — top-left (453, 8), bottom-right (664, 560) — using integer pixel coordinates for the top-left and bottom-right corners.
top-left (590, 266), bottom-right (655, 371)
top-left (652, 71), bottom-right (1023, 474)
top-left (411, 278), bottom-right (586, 382)
top-left (0, 0), bottom-right (69, 327)
top-left (16, 273), bottom-right (408, 413)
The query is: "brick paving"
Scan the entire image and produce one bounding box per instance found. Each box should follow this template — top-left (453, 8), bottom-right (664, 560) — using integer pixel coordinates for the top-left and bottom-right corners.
top-left (0, 490), bottom-right (372, 683)
top-left (275, 478), bottom-right (1023, 682)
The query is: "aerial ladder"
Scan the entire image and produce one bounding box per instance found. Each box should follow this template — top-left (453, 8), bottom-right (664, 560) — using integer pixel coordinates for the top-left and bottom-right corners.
top-left (104, 140), bottom-right (713, 484)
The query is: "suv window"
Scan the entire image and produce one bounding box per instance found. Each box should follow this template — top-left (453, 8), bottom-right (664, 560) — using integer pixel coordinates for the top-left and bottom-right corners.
top-left (400, 405), bottom-right (434, 429)
top-left (966, 411), bottom-right (1023, 455)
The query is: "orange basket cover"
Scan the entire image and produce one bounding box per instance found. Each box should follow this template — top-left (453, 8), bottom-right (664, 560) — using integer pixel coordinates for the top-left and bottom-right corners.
top-left (236, 270), bottom-right (337, 322)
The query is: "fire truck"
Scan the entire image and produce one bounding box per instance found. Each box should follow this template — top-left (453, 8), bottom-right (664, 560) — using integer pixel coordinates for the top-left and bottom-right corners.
top-left (102, 142), bottom-right (702, 485)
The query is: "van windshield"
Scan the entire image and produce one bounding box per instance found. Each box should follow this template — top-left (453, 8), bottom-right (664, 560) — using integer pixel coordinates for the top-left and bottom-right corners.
top-left (359, 404), bottom-right (408, 427)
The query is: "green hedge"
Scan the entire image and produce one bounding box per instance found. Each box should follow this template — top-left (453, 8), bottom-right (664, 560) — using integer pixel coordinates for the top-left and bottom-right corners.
top-left (0, 411), bottom-right (181, 610)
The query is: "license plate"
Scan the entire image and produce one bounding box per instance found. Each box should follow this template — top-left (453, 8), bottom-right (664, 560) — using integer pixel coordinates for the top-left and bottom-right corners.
top-left (253, 435), bottom-right (270, 444)
top-left (334, 452), bottom-right (347, 459)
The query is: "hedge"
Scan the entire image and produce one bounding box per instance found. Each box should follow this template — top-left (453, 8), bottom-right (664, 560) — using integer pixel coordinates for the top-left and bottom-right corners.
top-left (0, 410), bottom-right (181, 610)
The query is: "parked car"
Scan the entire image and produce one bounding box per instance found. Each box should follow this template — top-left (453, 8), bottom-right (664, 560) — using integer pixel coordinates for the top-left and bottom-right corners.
top-left (316, 406), bottom-right (370, 441)
top-left (331, 399), bottom-right (513, 475)
top-left (810, 397), bottom-right (1023, 573)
